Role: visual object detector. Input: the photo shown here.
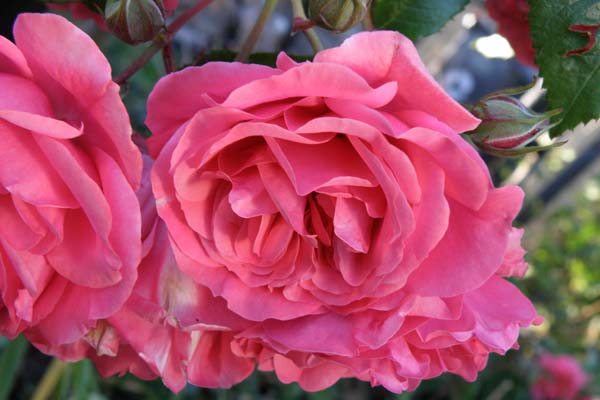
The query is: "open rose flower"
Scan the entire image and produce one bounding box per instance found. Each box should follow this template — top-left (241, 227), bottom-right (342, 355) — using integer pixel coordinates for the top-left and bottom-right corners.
top-left (0, 14), bottom-right (142, 347)
top-left (532, 353), bottom-right (589, 400)
top-left (32, 157), bottom-right (253, 392)
top-left (148, 31), bottom-right (540, 392)
top-left (487, 0), bottom-right (536, 67)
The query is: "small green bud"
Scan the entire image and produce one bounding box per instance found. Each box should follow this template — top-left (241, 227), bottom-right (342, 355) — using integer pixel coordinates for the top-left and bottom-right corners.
top-left (466, 94), bottom-right (564, 157)
top-left (105, 0), bottom-right (165, 45)
top-left (308, 0), bottom-right (369, 33)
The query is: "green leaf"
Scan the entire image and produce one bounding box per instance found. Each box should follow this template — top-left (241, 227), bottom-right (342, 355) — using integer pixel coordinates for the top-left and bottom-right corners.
top-left (529, 0), bottom-right (600, 137)
top-left (71, 359), bottom-right (100, 400)
top-left (0, 336), bottom-right (28, 400)
top-left (372, 0), bottom-right (469, 41)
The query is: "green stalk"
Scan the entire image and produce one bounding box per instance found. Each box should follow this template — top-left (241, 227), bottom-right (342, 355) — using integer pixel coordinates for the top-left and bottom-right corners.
top-left (291, 0), bottom-right (324, 52)
top-left (31, 359), bottom-right (67, 400)
top-left (235, 0), bottom-right (280, 62)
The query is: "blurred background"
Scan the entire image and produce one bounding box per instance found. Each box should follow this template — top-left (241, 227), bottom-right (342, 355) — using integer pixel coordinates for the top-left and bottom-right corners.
top-left (1, 0), bottom-right (599, 398)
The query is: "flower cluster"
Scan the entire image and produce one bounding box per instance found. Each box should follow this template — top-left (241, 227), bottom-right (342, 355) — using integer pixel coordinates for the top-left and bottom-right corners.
top-left (0, 13), bottom-right (540, 394)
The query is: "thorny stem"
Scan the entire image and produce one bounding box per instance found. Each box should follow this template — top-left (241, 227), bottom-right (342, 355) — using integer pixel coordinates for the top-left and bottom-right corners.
top-left (162, 41), bottom-right (176, 73)
top-left (114, 0), bottom-right (213, 85)
top-left (291, 0), bottom-right (323, 52)
top-left (31, 359), bottom-right (67, 400)
top-left (235, 0), bottom-right (280, 62)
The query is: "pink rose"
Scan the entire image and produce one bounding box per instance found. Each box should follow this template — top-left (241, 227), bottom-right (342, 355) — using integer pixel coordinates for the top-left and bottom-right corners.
top-left (148, 31), bottom-right (539, 392)
top-left (486, 0), bottom-right (536, 67)
top-left (32, 156), bottom-right (254, 392)
top-left (496, 228), bottom-right (528, 278)
top-left (0, 14), bottom-right (142, 346)
top-left (532, 353), bottom-right (589, 400)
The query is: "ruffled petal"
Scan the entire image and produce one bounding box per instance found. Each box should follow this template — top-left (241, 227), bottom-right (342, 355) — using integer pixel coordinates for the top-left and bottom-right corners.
top-left (314, 31), bottom-right (480, 133)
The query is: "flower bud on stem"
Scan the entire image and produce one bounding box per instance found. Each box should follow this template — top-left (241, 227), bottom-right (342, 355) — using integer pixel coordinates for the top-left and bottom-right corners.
top-left (114, 0), bottom-right (213, 85)
top-left (105, 0), bottom-right (165, 45)
top-left (291, 0), bottom-right (324, 53)
top-left (464, 81), bottom-right (565, 157)
top-left (307, 0), bottom-right (369, 33)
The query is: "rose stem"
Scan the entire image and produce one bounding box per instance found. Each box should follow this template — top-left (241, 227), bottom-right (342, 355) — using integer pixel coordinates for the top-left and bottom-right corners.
top-left (363, 1), bottom-right (375, 31)
top-left (31, 359), bottom-right (66, 400)
top-left (114, 0), bottom-right (213, 85)
top-left (162, 41), bottom-right (176, 74)
top-left (291, 0), bottom-right (323, 53)
top-left (235, 0), bottom-right (280, 62)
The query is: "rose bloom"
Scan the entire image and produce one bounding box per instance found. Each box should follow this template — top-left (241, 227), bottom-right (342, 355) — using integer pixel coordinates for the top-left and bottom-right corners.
top-left (35, 157), bottom-right (254, 392)
top-left (486, 0), bottom-right (536, 67)
top-left (148, 31), bottom-right (540, 392)
top-left (0, 14), bottom-right (142, 347)
top-left (532, 353), bottom-right (589, 400)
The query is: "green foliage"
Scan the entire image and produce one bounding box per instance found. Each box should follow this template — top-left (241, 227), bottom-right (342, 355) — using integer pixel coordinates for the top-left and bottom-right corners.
top-left (55, 360), bottom-right (103, 400)
top-left (520, 177), bottom-right (600, 397)
top-left (372, 0), bottom-right (469, 40)
top-left (0, 336), bottom-right (28, 400)
top-left (529, 0), bottom-right (600, 137)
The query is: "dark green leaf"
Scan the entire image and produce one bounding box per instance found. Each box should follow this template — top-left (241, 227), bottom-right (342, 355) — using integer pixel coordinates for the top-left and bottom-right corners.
top-left (0, 336), bottom-right (28, 400)
top-left (530, 0), bottom-right (600, 137)
top-left (372, 0), bottom-right (469, 41)
top-left (71, 360), bottom-right (99, 400)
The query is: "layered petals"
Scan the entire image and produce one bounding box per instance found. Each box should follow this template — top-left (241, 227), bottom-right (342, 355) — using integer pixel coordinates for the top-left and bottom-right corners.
top-left (147, 30), bottom-right (539, 393)
top-left (0, 14), bottom-right (142, 348)
top-left (35, 158), bottom-right (253, 393)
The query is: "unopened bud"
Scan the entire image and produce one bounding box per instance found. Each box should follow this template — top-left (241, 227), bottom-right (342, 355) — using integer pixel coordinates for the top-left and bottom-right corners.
top-left (308, 0), bottom-right (369, 33)
top-left (466, 94), bottom-right (564, 157)
top-left (105, 0), bottom-right (165, 45)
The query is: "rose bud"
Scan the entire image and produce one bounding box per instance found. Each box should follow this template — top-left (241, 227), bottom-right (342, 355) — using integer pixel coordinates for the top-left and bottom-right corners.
top-left (308, 0), bottom-right (369, 32)
top-left (466, 94), bottom-right (564, 156)
top-left (104, 0), bottom-right (165, 45)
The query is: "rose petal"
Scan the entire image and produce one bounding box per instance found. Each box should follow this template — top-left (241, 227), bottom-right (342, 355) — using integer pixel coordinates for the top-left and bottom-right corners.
top-left (0, 35), bottom-right (31, 77)
top-left (146, 63), bottom-right (278, 157)
top-left (0, 110), bottom-right (82, 139)
top-left (223, 62), bottom-right (398, 110)
top-left (314, 31), bottom-right (480, 133)
top-left (0, 120), bottom-right (77, 207)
